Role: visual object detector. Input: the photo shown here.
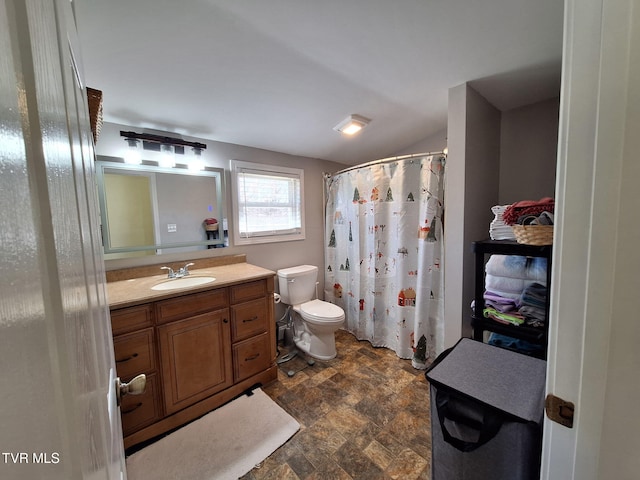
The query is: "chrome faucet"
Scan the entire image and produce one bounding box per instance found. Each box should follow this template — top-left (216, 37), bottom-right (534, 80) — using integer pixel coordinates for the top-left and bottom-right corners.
top-left (177, 262), bottom-right (195, 277)
top-left (161, 262), bottom-right (195, 279)
top-left (160, 266), bottom-right (176, 278)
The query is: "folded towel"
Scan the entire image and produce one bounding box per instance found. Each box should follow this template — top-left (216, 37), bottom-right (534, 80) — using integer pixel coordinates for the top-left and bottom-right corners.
top-left (483, 291), bottom-right (518, 312)
top-left (486, 273), bottom-right (525, 293)
top-left (485, 255), bottom-right (528, 279)
top-left (503, 197), bottom-right (555, 225)
top-left (485, 299), bottom-right (517, 313)
top-left (518, 282), bottom-right (547, 309)
top-left (490, 205), bottom-right (517, 240)
top-left (483, 291), bottom-right (518, 304)
top-left (488, 333), bottom-right (544, 354)
top-left (484, 289), bottom-right (523, 301)
top-left (483, 307), bottom-right (525, 326)
top-left (519, 305), bottom-right (546, 322)
top-left (485, 255), bottom-right (547, 283)
top-left (528, 257), bottom-right (548, 282)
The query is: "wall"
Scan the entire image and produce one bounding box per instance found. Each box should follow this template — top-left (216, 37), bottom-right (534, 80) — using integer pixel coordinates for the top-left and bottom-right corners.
top-left (96, 122), bottom-right (345, 298)
top-left (499, 98), bottom-right (559, 204)
top-left (443, 87), bottom-right (559, 346)
top-left (444, 83), bottom-right (501, 344)
top-left (394, 127), bottom-right (447, 156)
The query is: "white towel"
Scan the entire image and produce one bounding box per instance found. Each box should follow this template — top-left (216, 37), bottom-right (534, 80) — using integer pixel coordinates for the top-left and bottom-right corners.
top-left (485, 255), bottom-right (528, 279)
top-left (489, 205), bottom-right (516, 240)
top-left (485, 255), bottom-right (547, 282)
top-left (485, 273), bottom-right (526, 294)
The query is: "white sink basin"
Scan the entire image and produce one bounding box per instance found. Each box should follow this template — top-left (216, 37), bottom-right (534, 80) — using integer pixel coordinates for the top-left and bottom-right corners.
top-left (151, 276), bottom-right (216, 291)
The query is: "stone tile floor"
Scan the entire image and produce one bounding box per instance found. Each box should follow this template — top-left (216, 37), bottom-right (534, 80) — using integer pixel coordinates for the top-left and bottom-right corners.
top-left (241, 329), bottom-right (432, 480)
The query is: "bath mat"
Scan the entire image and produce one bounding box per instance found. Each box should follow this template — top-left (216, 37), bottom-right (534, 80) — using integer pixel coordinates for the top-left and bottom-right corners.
top-left (125, 388), bottom-right (300, 480)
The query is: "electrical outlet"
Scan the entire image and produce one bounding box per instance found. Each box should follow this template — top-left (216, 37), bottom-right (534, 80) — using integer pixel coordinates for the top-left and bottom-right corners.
top-left (167, 224), bottom-right (177, 233)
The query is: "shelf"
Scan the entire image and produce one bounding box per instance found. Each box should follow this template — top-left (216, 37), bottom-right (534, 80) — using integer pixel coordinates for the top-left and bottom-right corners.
top-left (471, 239), bottom-right (552, 358)
top-left (471, 316), bottom-right (546, 344)
top-left (473, 239), bottom-right (552, 259)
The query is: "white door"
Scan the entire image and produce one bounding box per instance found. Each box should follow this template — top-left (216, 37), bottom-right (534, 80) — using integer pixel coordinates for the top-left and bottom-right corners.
top-left (542, 0), bottom-right (639, 478)
top-left (0, 0), bottom-right (126, 479)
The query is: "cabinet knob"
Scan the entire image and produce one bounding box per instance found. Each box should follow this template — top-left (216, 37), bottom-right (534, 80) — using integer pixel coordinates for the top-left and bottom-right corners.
top-left (223, 318), bottom-right (229, 323)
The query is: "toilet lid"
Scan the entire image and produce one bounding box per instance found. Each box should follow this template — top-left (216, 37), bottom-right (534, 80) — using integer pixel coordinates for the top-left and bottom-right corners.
top-left (300, 299), bottom-right (345, 321)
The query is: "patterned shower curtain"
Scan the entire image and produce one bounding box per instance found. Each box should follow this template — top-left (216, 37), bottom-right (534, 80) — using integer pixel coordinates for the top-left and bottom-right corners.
top-left (324, 155), bottom-right (446, 368)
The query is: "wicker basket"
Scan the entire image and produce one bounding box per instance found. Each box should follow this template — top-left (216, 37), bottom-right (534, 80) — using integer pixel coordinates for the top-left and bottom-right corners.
top-left (512, 224), bottom-right (553, 245)
top-left (86, 87), bottom-right (103, 144)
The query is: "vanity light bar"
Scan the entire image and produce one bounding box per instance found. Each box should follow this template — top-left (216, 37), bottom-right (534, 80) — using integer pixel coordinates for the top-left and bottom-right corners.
top-left (120, 130), bottom-right (207, 154)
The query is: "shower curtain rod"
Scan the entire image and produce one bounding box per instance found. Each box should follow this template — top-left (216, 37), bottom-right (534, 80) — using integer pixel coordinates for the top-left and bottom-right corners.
top-left (328, 150), bottom-right (446, 177)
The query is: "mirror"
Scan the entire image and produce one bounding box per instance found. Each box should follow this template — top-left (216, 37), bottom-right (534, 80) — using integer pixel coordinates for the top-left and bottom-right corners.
top-left (96, 157), bottom-right (226, 259)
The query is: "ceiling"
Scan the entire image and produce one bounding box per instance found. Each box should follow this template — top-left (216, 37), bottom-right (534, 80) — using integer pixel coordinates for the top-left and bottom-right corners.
top-left (75, 0), bottom-right (563, 166)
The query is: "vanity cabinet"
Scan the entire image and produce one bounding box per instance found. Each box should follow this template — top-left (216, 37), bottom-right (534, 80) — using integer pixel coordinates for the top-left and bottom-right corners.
top-left (109, 274), bottom-right (277, 449)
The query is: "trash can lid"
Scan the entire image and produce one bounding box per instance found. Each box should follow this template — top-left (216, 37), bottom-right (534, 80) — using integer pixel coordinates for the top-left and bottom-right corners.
top-left (426, 338), bottom-right (546, 424)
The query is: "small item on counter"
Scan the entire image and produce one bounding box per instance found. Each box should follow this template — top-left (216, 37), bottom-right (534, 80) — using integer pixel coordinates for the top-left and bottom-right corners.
top-left (203, 218), bottom-right (218, 232)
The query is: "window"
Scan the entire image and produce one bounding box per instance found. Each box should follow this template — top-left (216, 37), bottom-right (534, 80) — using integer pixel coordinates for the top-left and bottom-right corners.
top-left (230, 160), bottom-right (305, 245)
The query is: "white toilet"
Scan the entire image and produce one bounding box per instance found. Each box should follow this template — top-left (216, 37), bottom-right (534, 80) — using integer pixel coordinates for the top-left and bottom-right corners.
top-left (277, 265), bottom-right (345, 360)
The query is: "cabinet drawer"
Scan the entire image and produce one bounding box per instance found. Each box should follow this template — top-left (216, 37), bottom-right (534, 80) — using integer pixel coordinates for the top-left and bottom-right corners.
top-left (230, 280), bottom-right (268, 304)
top-left (113, 328), bottom-right (156, 379)
top-left (120, 372), bottom-right (162, 436)
top-left (156, 288), bottom-right (228, 324)
top-left (111, 304), bottom-right (153, 336)
top-left (231, 297), bottom-right (269, 342)
top-left (233, 332), bottom-right (272, 383)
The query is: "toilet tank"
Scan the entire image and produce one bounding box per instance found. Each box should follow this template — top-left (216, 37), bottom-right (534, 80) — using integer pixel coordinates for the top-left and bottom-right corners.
top-left (277, 265), bottom-right (318, 305)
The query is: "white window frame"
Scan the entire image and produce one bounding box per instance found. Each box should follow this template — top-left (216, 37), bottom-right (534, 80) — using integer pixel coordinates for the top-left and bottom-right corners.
top-left (230, 160), bottom-right (305, 245)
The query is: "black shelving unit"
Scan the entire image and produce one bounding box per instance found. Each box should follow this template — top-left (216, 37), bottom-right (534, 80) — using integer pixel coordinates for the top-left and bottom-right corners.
top-left (471, 239), bottom-right (552, 358)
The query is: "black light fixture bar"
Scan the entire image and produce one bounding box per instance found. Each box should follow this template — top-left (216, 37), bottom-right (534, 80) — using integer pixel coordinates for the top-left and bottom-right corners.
top-left (120, 130), bottom-right (207, 152)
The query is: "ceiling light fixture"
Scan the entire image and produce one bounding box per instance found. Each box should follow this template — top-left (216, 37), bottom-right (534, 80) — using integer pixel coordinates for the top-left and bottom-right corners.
top-left (119, 130), bottom-right (207, 168)
top-left (333, 114), bottom-right (371, 136)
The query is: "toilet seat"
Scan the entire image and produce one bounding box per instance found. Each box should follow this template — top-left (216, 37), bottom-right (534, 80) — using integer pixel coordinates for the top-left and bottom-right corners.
top-left (296, 299), bottom-right (345, 324)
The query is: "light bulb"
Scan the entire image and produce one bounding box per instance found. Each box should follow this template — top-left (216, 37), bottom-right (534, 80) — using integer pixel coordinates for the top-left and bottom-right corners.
top-left (123, 138), bottom-right (141, 164)
top-left (159, 144), bottom-right (175, 168)
top-left (188, 147), bottom-right (205, 171)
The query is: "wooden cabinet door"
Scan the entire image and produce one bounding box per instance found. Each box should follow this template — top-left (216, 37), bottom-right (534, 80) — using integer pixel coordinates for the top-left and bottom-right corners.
top-left (158, 309), bottom-right (232, 415)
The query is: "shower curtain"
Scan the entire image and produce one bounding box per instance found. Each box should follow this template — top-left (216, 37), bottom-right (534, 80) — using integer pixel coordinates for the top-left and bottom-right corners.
top-left (324, 154), bottom-right (445, 368)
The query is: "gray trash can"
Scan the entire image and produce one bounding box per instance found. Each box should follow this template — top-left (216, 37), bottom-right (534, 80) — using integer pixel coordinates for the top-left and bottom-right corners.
top-left (425, 338), bottom-right (546, 480)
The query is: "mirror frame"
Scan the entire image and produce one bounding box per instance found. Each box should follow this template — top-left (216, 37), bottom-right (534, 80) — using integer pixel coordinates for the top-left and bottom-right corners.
top-left (96, 158), bottom-right (226, 254)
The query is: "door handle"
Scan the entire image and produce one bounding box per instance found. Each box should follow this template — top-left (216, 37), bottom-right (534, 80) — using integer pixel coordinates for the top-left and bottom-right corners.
top-left (115, 374), bottom-right (146, 407)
